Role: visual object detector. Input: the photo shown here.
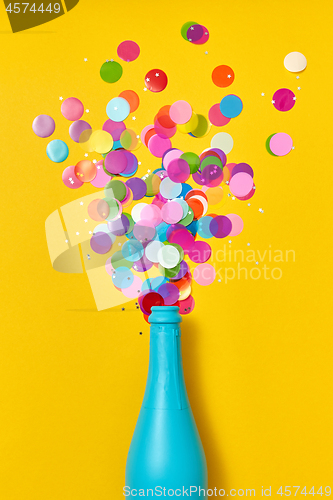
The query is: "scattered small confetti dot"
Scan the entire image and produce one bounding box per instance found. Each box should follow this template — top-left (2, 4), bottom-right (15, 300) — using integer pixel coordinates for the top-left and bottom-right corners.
top-left (248, 203), bottom-right (251, 206)
top-left (261, 93), bottom-right (265, 96)
top-left (65, 239), bottom-right (68, 243)
top-left (80, 202), bottom-right (84, 205)
top-left (84, 153), bottom-right (88, 157)
top-left (247, 243), bottom-right (250, 246)
top-left (298, 87), bottom-right (301, 90)
top-left (76, 232), bottom-right (80, 235)
top-left (59, 96), bottom-right (63, 100)
top-left (86, 109), bottom-right (90, 113)
top-left (139, 332), bottom-right (142, 335)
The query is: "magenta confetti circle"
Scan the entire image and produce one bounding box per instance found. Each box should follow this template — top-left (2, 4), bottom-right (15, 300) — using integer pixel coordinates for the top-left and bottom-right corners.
top-left (117, 40), bottom-right (140, 62)
top-left (208, 104), bottom-right (230, 127)
top-left (148, 134), bottom-right (172, 158)
top-left (209, 216), bottom-right (232, 238)
top-left (188, 241), bottom-right (212, 263)
top-left (272, 88), bottom-right (296, 112)
top-left (158, 283), bottom-right (180, 305)
top-left (167, 158), bottom-right (190, 183)
top-left (103, 119), bottom-right (126, 141)
top-left (104, 150), bottom-right (127, 174)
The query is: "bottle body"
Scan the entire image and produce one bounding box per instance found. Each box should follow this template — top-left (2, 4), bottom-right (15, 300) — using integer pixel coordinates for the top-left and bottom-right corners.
top-left (125, 306), bottom-right (208, 496)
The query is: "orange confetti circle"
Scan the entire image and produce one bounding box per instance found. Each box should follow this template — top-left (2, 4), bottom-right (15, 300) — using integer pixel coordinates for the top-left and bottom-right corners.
top-left (212, 65), bottom-right (235, 88)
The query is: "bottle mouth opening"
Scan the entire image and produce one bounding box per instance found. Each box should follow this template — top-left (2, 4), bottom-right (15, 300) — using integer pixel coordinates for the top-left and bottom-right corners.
top-left (151, 306), bottom-right (179, 311)
top-left (149, 306), bottom-right (182, 324)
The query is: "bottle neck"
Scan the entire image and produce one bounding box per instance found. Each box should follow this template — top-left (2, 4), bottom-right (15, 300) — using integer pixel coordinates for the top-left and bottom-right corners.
top-left (142, 307), bottom-right (189, 411)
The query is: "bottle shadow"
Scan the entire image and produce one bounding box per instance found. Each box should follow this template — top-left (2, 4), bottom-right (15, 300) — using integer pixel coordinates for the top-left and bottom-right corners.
top-left (182, 318), bottom-right (228, 489)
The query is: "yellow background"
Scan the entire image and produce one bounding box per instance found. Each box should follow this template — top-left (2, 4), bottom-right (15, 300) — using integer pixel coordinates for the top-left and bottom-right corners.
top-left (1, 1), bottom-right (332, 498)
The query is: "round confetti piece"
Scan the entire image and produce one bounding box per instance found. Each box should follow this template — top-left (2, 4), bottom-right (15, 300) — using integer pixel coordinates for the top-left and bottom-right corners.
top-left (145, 69), bottom-right (168, 93)
top-left (167, 158), bottom-right (190, 183)
top-left (144, 174), bottom-right (162, 197)
top-left (188, 241), bottom-right (212, 263)
top-left (106, 97), bottom-right (130, 122)
top-left (160, 177), bottom-right (182, 199)
top-left (269, 133), bottom-right (293, 156)
top-left (141, 292), bottom-right (164, 315)
top-left (121, 151), bottom-right (139, 176)
top-left (272, 88), bottom-right (296, 112)
top-left (226, 213), bottom-right (244, 236)
top-left (100, 60), bottom-right (123, 83)
top-left (169, 100), bottom-right (192, 124)
top-left (161, 201), bottom-right (184, 224)
top-left (120, 129), bottom-right (141, 151)
top-left (134, 253), bottom-right (154, 272)
top-left (62, 165), bottom-right (83, 189)
top-left (145, 240), bottom-right (164, 263)
top-left (197, 216), bottom-right (214, 239)
top-left (158, 245), bottom-right (181, 269)
top-left (69, 120), bottom-right (91, 143)
top-left (229, 172), bottom-right (253, 197)
top-left (141, 204), bottom-right (162, 226)
top-left (192, 25), bottom-right (209, 45)
top-left (90, 232), bottom-right (112, 255)
top-left (104, 150), bottom-right (127, 175)
top-left (170, 260), bottom-right (189, 281)
top-left (208, 104), bottom-right (231, 127)
top-left (193, 263), bottom-right (216, 286)
top-left (125, 177), bottom-right (147, 200)
top-left (122, 240), bottom-right (144, 262)
top-left (148, 134), bottom-right (172, 157)
top-left (187, 23), bottom-right (203, 42)
top-left (112, 267), bottom-right (134, 289)
top-left (210, 132), bottom-right (233, 154)
top-left (191, 114), bottom-right (210, 137)
top-left (209, 215), bottom-right (232, 238)
top-left (117, 40), bottom-right (140, 62)
top-left (284, 51), bottom-right (307, 73)
top-left (158, 283), bottom-right (180, 305)
top-left (90, 160), bottom-right (110, 188)
top-left (122, 276), bottom-right (143, 299)
top-left (178, 295), bottom-right (195, 314)
top-left (88, 199), bottom-right (110, 221)
top-left (32, 114), bottom-right (55, 138)
top-left (168, 228), bottom-right (195, 254)
top-left (131, 202), bottom-right (148, 222)
top-left (180, 152), bottom-right (200, 174)
top-left (90, 129), bottom-right (113, 154)
top-left (46, 139), bottom-right (69, 163)
top-left (163, 148), bottom-right (183, 168)
top-left (220, 94), bottom-right (243, 118)
top-left (102, 119), bottom-right (126, 141)
top-left (177, 113), bottom-right (199, 134)
top-left (108, 214), bottom-right (130, 236)
top-left (204, 186), bottom-right (224, 205)
top-left (105, 198), bottom-right (122, 221)
top-left (173, 198), bottom-right (189, 218)
top-left (105, 179), bottom-right (127, 201)
top-left (212, 65), bottom-right (235, 87)
top-left (119, 89), bottom-right (140, 112)
top-left (61, 97), bottom-right (84, 121)
top-left (133, 221), bottom-right (156, 243)
top-left (208, 148), bottom-right (227, 166)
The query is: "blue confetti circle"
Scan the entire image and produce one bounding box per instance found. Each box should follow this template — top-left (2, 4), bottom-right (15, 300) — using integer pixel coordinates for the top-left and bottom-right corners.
top-left (122, 240), bottom-right (144, 262)
top-left (46, 139), bottom-right (69, 163)
top-left (106, 97), bottom-right (130, 122)
top-left (220, 94), bottom-right (243, 118)
top-left (112, 266), bottom-right (134, 288)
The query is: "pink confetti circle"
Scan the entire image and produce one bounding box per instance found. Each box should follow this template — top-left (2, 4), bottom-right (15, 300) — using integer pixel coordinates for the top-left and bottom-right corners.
top-left (117, 40), bottom-right (140, 62)
top-left (163, 148), bottom-right (183, 168)
top-left (167, 158), bottom-right (190, 183)
top-left (272, 88), bottom-right (296, 112)
top-left (229, 172), bottom-right (254, 197)
top-left (169, 100), bottom-right (192, 124)
top-left (62, 165), bottom-right (83, 189)
top-left (122, 275), bottom-right (143, 299)
top-left (161, 201), bottom-right (184, 224)
top-left (90, 160), bottom-right (111, 188)
top-left (140, 204), bottom-right (162, 226)
top-left (269, 133), bottom-right (293, 156)
top-left (226, 213), bottom-right (244, 236)
top-left (188, 241), bottom-right (212, 263)
top-left (208, 104), bottom-right (231, 127)
top-left (61, 97), bottom-right (84, 121)
top-left (148, 134), bottom-right (172, 158)
top-left (193, 263), bottom-right (216, 286)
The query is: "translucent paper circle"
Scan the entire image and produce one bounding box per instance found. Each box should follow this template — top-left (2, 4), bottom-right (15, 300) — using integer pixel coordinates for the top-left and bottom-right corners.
top-left (46, 140), bottom-right (69, 163)
top-left (112, 267), bottom-right (134, 288)
top-left (117, 40), bottom-right (140, 62)
top-left (122, 240), bottom-right (144, 262)
top-left (141, 204), bottom-right (162, 226)
top-left (74, 160), bottom-right (96, 182)
top-left (62, 165), bottom-right (83, 189)
top-left (145, 69), bottom-right (168, 92)
top-left (69, 120), bottom-right (91, 143)
top-left (32, 114), bottom-right (55, 138)
top-left (122, 276), bottom-right (143, 299)
top-left (61, 97), bottom-right (84, 121)
top-left (220, 94), bottom-right (243, 118)
top-left (167, 158), bottom-right (190, 183)
top-left (229, 172), bottom-right (254, 197)
top-left (158, 283), bottom-right (180, 305)
top-left (148, 135), bottom-right (172, 157)
top-left (161, 201), bottom-right (184, 224)
top-left (90, 232), bottom-right (112, 254)
top-left (269, 133), bottom-right (293, 156)
top-left (100, 61), bottom-right (123, 83)
top-left (284, 52), bottom-right (307, 73)
top-left (188, 241), bottom-right (212, 263)
top-left (119, 90), bottom-right (140, 112)
top-left (145, 240), bottom-right (164, 263)
top-left (160, 178), bottom-right (182, 199)
top-left (90, 130), bottom-right (113, 153)
top-left (104, 150), bottom-right (127, 175)
top-left (103, 119), bottom-right (126, 141)
top-left (126, 178), bottom-right (147, 200)
top-left (210, 132), bottom-right (233, 154)
top-left (226, 213), bottom-right (244, 236)
top-left (169, 100), bottom-right (192, 124)
top-left (209, 216), bottom-right (232, 238)
top-left (272, 88), bottom-right (296, 112)
top-left (212, 65), bottom-right (235, 87)
top-left (208, 104), bottom-right (230, 127)
top-left (106, 97), bottom-right (130, 122)
top-left (193, 264), bottom-right (216, 286)
top-left (157, 245), bottom-right (180, 269)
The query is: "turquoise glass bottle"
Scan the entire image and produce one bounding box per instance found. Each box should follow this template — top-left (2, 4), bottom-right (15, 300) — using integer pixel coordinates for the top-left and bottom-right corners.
top-left (126, 306), bottom-right (208, 496)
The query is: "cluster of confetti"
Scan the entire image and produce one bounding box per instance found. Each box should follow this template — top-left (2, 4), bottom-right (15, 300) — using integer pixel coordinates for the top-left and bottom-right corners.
top-left (35, 40), bottom-right (306, 319)
top-left (181, 21), bottom-right (209, 45)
